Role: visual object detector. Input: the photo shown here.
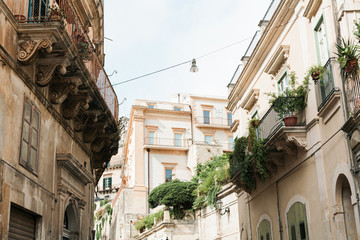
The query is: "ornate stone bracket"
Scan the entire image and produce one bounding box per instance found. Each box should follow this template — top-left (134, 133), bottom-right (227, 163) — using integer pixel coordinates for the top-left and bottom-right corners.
top-left (18, 40), bottom-right (53, 65)
top-left (83, 121), bottom-right (107, 143)
top-left (74, 110), bottom-right (102, 132)
top-left (36, 61), bottom-right (69, 86)
top-left (49, 76), bottom-right (82, 104)
top-left (62, 91), bottom-right (91, 120)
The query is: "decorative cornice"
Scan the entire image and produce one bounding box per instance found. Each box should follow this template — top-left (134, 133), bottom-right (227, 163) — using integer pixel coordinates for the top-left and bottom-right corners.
top-left (57, 153), bottom-right (94, 185)
top-left (264, 45), bottom-right (290, 77)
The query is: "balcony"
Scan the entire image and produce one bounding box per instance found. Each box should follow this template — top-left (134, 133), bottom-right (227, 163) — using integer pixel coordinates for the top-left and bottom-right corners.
top-left (144, 138), bottom-right (189, 151)
top-left (2, 0), bottom-right (119, 180)
top-left (194, 117), bottom-right (232, 130)
top-left (259, 97), bottom-right (307, 157)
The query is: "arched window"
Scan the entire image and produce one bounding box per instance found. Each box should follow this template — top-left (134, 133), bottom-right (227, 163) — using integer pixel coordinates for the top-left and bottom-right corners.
top-left (286, 202), bottom-right (309, 240)
top-left (258, 219), bottom-right (272, 240)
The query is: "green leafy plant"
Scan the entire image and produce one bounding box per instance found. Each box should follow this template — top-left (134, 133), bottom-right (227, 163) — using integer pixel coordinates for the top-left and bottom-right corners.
top-left (77, 35), bottom-right (92, 61)
top-left (134, 209), bottom-right (164, 232)
top-left (228, 121), bottom-right (269, 193)
top-left (266, 72), bottom-right (309, 118)
top-left (192, 154), bottom-right (230, 209)
top-left (148, 180), bottom-right (197, 219)
top-left (305, 64), bottom-right (327, 84)
top-left (354, 20), bottom-right (360, 40)
top-left (100, 199), bottom-right (109, 207)
top-left (48, 4), bottom-right (66, 20)
top-left (335, 38), bottom-right (359, 79)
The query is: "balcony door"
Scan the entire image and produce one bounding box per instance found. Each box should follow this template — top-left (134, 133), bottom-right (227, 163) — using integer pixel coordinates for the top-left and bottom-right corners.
top-left (28, 0), bottom-right (49, 21)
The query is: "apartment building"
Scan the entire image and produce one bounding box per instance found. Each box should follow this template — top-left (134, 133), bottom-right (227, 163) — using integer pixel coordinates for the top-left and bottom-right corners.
top-left (110, 94), bottom-right (232, 239)
top-left (227, 0), bottom-right (360, 239)
top-left (0, 0), bottom-right (119, 239)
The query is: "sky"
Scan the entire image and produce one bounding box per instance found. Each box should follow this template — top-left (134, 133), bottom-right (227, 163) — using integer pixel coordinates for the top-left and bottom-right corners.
top-left (104, 0), bottom-right (272, 118)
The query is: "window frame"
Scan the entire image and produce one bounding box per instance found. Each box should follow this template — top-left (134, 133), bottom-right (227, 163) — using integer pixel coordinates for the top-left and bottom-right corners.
top-left (174, 106), bottom-right (182, 111)
top-left (204, 135), bottom-right (213, 144)
top-left (19, 98), bottom-right (41, 175)
top-left (174, 133), bottom-right (183, 147)
top-left (227, 112), bottom-right (233, 126)
top-left (165, 168), bottom-right (173, 182)
top-left (103, 176), bottom-right (112, 190)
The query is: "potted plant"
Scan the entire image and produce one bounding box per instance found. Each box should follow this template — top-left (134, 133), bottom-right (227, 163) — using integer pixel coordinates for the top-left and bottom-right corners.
top-left (77, 35), bottom-right (92, 61)
top-left (354, 20), bottom-right (360, 42)
top-left (267, 72), bottom-right (309, 126)
top-left (49, 4), bottom-right (66, 21)
top-left (305, 64), bottom-right (327, 84)
top-left (335, 38), bottom-right (359, 79)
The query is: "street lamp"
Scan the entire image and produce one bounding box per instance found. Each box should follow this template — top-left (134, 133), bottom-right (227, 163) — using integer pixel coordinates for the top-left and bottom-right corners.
top-left (216, 199), bottom-right (230, 215)
top-left (190, 59), bottom-right (198, 72)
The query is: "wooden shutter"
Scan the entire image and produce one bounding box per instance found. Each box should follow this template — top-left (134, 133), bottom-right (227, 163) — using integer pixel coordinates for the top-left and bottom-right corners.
top-left (8, 205), bottom-right (36, 240)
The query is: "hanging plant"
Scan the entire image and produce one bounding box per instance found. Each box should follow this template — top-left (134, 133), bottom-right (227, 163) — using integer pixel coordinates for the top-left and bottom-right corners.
top-left (305, 64), bottom-right (327, 84)
top-left (77, 35), bottom-right (92, 61)
top-left (335, 38), bottom-right (359, 79)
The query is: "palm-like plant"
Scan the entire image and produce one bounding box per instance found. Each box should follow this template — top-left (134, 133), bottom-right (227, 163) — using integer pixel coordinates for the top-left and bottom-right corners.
top-left (335, 38), bottom-right (359, 79)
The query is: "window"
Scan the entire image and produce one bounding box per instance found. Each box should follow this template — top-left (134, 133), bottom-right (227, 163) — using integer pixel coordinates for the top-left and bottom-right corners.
top-left (228, 137), bottom-right (234, 150)
top-left (174, 107), bottom-right (182, 111)
top-left (277, 72), bottom-right (289, 94)
top-left (203, 110), bottom-right (210, 124)
top-left (258, 219), bottom-right (272, 240)
top-left (28, 0), bottom-right (48, 21)
top-left (148, 131), bottom-right (155, 145)
top-left (103, 177), bottom-right (112, 190)
top-left (227, 112), bottom-right (232, 126)
top-left (165, 168), bottom-right (172, 182)
top-left (20, 100), bottom-right (40, 173)
top-left (148, 105), bottom-right (154, 109)
top-left (315, 17), bottom-right (330, 65)
top-left (287, 202), bottom-right (309, 240)
top-left (205, 135), bottom-right (213, 144)
top-left (174, 133), bottom-right (183, 147)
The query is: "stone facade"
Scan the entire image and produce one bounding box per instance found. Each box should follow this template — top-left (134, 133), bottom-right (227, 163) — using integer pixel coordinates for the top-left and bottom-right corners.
top-left (0, 0), bottom-right (119, 239)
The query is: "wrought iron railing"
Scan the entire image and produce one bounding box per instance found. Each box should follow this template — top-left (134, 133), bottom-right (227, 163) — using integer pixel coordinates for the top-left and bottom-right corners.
top-left (5, 0), bottom-right (119, 119)
top-left (144, 138), bottom-right (189, 147)
top-left (259, 97), bottom-right (306, 141)
top-left (315, 58), bottom-right (337, 111)
top-left (344, 73), bottom-right (360, 116)
top-left (195, 117), bottom-right (232, 126)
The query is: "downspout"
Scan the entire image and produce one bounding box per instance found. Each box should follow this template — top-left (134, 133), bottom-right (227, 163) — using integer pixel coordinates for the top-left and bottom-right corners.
top-left (276, 181), bottom-right (283, 240)
top-left (146, 148), bottom-right (150, 214)
top-left (189, 105), bottom-right (194, 144)
top-left (246, 193), bottom-right (252, 240)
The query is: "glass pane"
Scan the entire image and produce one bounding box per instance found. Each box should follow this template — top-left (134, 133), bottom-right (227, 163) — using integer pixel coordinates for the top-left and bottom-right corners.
top-left (299, 222), bottom-right (306, 239)
top-left (174, 133), bottom-right (182, 146)
top-left (205, 135), bottom-right (212, 144)
top-left (291, 225), bottom-right (296, 240)
top-left (148, 132), bottom-right (155, 145)
top-left (33, 110), bottom-right (40, 130)
top-left (23, 122), bottom-right (30, 142)
top-left (21, 141), bottom-right (28, 161)
top-left (229, 137), bottom-right (234, 150)
top-left (30, 148), bottom-right (37, 169)
top-left (227, 112), bottom-right (232, 126)
top-left (24, 102), bottom-right (31, 122)
top-left (31, 129), bottom-right (38, 149)
top-left (174, 107), bottom-right (181, 111)
top-left (203, 110), bottom-right (210, 124)
top-left (165, 169), bottom-right (172, 182)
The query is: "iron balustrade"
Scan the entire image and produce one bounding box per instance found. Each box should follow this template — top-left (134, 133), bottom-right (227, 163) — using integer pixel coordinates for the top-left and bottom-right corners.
top-left (244, 30), bottom-right (261, 57)
top-left (5, 0), bottom-right (119, 120)
top-left (261, 0), bottom-right (281, 21)
top-left (315, 58), bottom-right (337, 111)
top-left (259, 97), bottom-right (306, 141)
top-left (195, 116), bottom-right (232, 126)
top-left (344, 74), bottom-right (360, 116)
top-left (144, 137), bottom-right (189, 147)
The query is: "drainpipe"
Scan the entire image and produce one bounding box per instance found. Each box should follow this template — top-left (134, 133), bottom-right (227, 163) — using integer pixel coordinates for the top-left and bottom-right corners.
top-left (246, 193), bottom-right (252, 240)
top-left (146, 148), bottom-right (150, 214)
top-left (276, 181), bottom-right (283, 240)
top-left (189, 105), bottom-right (194, 144)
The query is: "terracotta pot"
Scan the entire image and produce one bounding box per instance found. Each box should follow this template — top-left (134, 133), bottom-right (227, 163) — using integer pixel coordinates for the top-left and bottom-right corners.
top-left (283, 116), bottom-right (297, 126)
top-left (311, 71), bottom-right (320, 81)
top-left (345, 57), bottom-right (358, 73)
top-left (14, 14), bottom-right (26, 23)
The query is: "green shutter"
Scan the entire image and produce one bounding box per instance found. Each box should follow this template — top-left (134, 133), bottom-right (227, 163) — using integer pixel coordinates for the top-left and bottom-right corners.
top-left (258, 219), bottom-right (271, 240)
top-left (287, 202), bottom-right (309, 240)
top-left (103, 178), bottom-right (106, 189)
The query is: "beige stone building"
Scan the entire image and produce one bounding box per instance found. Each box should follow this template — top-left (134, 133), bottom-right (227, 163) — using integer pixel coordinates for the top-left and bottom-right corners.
top-left (111, 94), bottom-right (232, 239)
top-left (0, 0), bottom-right (119, 239)
top-left (227, 0), bottom-right (360, 239)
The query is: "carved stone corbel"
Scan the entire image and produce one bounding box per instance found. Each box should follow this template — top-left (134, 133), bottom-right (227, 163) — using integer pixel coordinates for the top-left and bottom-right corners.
top-left (62, 91), bottom-right (91, 120)
top-left (49, 76), bottom-right (82, 104)
top-left (274, 140), bottom-right (297, 156)
top-left (91, 137), bottom-right (110, 153)
top-left (286, 136), bottom-right (307, 150)
top-left (18, 40), bottom-right (53, 65)
top-left (83, 121), bottom-right (107, 143)
top-left (36, 62), bottom-right (68, 86)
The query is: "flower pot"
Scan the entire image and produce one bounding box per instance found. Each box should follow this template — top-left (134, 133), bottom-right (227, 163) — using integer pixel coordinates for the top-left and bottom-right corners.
top-left (345, 57), bottom-right (358, 73)
top-left (50, 14), bottom-right (60, 21)
top-left (14, 14), bottom-right (26, 23)
top-left (283, 116), bottom-right (297, 126)
top-left (311, 71), bottom-right (320, 81)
